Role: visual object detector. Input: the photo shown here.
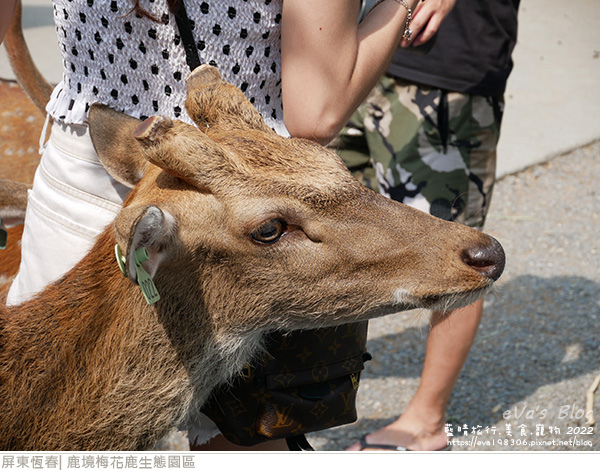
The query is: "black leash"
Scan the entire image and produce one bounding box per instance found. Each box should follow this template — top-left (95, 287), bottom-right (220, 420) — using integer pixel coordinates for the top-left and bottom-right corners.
top-left (286, 435), bottom-right (315, 451)
top-left (174, 0), bottom-right (202, 71)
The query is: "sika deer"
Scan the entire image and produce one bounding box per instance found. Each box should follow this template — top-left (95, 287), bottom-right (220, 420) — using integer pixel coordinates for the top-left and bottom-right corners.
top-left (0, 64), bottom-right (504, 451)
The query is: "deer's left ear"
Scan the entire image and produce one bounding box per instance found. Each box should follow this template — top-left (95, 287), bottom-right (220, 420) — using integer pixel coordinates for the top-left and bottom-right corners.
top-left (132, 114), bottom-right (238, 192)
top-left (184, 64), bottom-right (274, 134)
top-left (88, 104), bottom-right (150, 188)
top-left (114, 204), bottom-right (176, 300)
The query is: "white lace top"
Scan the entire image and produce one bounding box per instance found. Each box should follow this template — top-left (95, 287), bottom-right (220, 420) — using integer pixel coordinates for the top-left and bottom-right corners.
top-left (48, 0), bottom-right (287, 135)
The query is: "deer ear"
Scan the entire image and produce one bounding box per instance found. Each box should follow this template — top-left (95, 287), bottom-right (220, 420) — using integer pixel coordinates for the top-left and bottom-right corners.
top-left (88, 104), bottom-right (150, 188)
top-left (114, 204), bottom-right (175, 286)
top-left (133, 114), bottom-right (235, 191)
top-left (185, 65), bottom-right (274, 134)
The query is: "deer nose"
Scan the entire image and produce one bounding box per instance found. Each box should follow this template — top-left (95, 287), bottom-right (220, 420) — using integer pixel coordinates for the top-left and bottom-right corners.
top-left (462, 236), bottom-right (505, 281)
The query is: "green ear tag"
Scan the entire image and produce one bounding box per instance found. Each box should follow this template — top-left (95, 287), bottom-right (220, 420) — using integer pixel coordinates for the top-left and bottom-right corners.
top-left (115, 244), bottom-right (128, 277)
top-left (134, 247), bottom-right (161, 305)
top-left (0, 218), bottom-right (7, 250)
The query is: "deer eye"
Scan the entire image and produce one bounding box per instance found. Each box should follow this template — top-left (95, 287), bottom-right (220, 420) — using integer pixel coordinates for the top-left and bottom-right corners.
top-left (250, 218), bottom-right (287, 244)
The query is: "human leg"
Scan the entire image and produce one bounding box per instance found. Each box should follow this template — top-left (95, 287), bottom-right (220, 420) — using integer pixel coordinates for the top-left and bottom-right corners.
top-left (347, 299), bottom-right (483, 451)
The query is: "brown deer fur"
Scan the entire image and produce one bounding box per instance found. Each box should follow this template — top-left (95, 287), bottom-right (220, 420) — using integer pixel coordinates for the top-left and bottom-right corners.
top-left (0, 0), bottom-right (50, 301)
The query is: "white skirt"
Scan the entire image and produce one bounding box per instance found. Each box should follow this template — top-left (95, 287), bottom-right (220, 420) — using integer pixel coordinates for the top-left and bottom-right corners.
top-left (6, 119), bottom-right (219, 446)
top-left (7, 120), bottom-right (129, 304)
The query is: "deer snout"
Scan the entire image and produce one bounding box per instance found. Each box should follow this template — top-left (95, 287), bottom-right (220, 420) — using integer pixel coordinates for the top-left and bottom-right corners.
top-left (461, 236), bottom-right (505, 281)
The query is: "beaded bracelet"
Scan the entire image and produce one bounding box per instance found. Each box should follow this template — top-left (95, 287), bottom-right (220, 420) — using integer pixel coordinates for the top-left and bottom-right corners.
top-left (371, 0), bottom-right (415, 41)
top-left (394, 0), bottom-right (414, 41)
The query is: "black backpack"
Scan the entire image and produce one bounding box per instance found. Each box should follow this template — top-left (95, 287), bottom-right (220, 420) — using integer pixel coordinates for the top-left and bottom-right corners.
top-left (201, 323), bottom-right (371, 450)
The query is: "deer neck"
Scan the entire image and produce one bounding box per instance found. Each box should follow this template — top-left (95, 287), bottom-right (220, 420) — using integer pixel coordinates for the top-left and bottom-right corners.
top-left (0, 230), bottom-right (192, 449)
top-left (0, 228), bottom-right (264, 450)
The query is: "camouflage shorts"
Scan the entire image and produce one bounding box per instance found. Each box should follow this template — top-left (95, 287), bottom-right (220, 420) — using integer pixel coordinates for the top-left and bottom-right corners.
top-left (334, 75), bottom-right (504, 228)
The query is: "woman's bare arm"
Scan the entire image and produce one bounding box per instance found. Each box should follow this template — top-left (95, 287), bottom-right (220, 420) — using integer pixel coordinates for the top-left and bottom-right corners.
top-left (281, 0), bottom-right (420, 143)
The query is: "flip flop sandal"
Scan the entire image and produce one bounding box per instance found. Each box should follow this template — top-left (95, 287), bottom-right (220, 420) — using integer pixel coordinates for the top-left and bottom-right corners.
top-left (358, 434), bottom-right (452, 451)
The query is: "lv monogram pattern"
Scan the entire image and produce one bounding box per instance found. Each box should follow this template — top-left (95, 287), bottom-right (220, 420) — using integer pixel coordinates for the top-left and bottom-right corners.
top-left (202, 322), bottom-right (370, 445)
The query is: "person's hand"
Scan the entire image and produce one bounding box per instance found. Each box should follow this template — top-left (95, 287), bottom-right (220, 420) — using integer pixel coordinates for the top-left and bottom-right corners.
top-left (400, 0), bottom-right (456, 48)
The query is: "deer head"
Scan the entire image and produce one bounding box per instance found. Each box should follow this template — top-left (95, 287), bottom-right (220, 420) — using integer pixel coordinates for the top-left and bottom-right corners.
top-left (87, 65), bottom-right (504, 335)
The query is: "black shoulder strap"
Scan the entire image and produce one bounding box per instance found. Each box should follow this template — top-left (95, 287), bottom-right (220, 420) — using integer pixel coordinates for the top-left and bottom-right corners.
top-left (286, 435), bottom-right (315, 451)
top-left (174, 1), bottom-right (201, 71)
